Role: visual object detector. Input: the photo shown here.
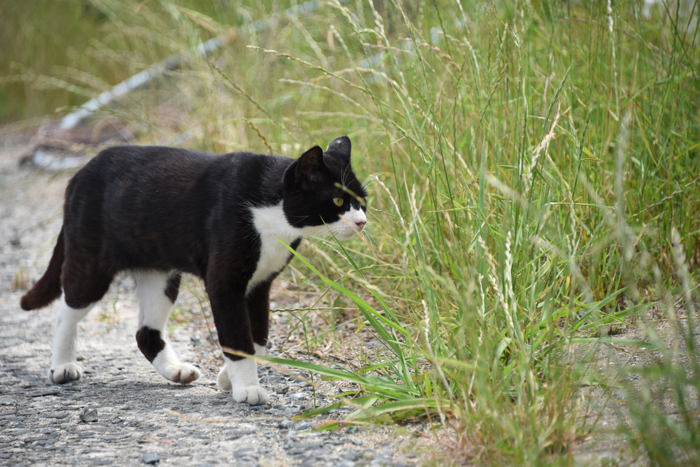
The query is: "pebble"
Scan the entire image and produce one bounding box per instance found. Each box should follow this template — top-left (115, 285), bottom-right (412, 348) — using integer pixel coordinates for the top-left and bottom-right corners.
top-left (0, 397), bottom-right (15, 405)
top-left (141, 453), bottom-right (160, 464)
top-left (278, 419), bottom-right (295, 429)
top-left (294, 421), bottom-right (312, 431)
top-left (226, 430), bottom-right (255, 440)
top-left (80, 408), bottom-right (99, 422)
top-left (247, 404), bottom-right (268, 411)
top-left (234, 448), bottom-right (257, 459)
top-left (28, 390), bottom-right (60, 398)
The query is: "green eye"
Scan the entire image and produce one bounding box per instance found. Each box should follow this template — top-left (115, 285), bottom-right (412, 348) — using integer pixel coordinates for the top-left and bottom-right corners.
top-left (333, 197), bottom-right (344, 207)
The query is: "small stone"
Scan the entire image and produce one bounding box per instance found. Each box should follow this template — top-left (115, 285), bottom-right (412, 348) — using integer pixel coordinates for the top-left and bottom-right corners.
top-left (276, 385), bottom-right (289, 395)
top-left (294, 421), bottom-right (311, 431)
top-left (289, 392), bottom-right (306, 400)
top-left (80, 408), bottom-right (99, 422)
top-left (136, 426), bottom-right (159, 433)
top-left (45, 411), bottom-right (69, 419)
top-left (264, 375), bottom-right (283, 383)
top-left (247, 405), bottom-right (267, 411)
top-left (234, 448), bottom-right (257, 459)
top-left (29, 390), bottom-right (60, 398)
top-left (142, 453), bottom-right (160, 464)
top-left (226, 430), bottom-right (255, 440)
top-left (287, 447), bottom-right (307, 457)
top-left (0, 397), bottom-right (14, 405)
top-left (278, 419), bottom-right (295, 429)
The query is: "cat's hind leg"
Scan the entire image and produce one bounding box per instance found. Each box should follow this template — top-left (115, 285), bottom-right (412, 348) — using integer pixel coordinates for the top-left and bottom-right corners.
top-left (49, 295), bottom-right (94, 383)
top-left (134, 271), bottom-right (200, 384)
top-left (50, 265), bottom-right (112, 384)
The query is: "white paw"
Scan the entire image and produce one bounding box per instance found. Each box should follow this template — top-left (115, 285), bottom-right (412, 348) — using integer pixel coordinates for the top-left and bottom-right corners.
top-left (49, 363), bottom-right (82, 384)
top-left (217, 366), bottom-right (232, 391)
top-left (167, 363), bottom-right (201, 384)
top-left (232, 385), bottom-right (268, 405)
top-left (152, 348), bottom-right (201, 384)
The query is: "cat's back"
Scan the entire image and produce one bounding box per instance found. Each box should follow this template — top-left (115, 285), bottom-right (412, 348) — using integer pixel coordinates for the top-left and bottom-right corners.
top-left (71, 145), bottom-right (291, 188)
top-left (71, 145), bottom-right (214, 186)
top-left (65, 146), bottom-right (294, 219)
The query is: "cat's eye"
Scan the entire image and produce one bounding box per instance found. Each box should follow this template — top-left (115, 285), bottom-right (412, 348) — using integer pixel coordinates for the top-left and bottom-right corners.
top-left (333, 197), bottom-right (344, 207)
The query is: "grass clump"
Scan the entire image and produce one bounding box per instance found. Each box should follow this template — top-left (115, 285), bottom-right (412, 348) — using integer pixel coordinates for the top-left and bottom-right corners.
top-left (6, 0), bottom-right (700, 464)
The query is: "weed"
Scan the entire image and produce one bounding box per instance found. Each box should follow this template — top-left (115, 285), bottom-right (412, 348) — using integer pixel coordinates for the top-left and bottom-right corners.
top-left (12, 266), bottom-right (29, 291)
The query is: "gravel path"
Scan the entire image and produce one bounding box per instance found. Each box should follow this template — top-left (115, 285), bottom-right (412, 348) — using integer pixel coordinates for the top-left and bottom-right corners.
top-left (0, 140), bottom-right (427, 466)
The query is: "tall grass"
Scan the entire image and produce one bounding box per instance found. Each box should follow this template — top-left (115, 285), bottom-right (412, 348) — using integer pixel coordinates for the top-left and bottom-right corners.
top-left (7, 0), bottom-right (700, 464)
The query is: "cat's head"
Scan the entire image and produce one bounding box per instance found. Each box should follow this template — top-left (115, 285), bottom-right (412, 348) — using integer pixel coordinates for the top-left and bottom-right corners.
top-left (283, 136), bottom-right (367, 239)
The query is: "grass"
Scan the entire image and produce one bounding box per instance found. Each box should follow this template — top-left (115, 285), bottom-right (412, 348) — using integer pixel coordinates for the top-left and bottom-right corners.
top-left (4, 0), bottom-right (700, 465)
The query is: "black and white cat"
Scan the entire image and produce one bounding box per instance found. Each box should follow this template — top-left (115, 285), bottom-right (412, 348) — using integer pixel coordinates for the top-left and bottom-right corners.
top-left (20, 136), bottom-right (367, 405)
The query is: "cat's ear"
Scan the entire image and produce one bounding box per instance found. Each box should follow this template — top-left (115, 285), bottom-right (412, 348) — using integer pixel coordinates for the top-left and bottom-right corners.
top-left (325, 136), bottom-right (351, 165)
top-left (285, 145), bottom-right (325, 188)
top-left (297, 145), bottom-right (325, 175)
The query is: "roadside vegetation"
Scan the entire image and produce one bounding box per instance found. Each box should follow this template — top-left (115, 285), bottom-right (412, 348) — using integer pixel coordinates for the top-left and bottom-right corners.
top-left (3, 0), bottom-right (699, 464)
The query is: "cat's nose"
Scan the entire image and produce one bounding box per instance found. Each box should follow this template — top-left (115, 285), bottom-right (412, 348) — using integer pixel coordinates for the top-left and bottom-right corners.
top-left (355, 221), bottom-right (366, 231)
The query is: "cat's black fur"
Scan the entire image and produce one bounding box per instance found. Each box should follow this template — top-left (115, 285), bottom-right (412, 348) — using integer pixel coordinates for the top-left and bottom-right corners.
top-left (21, 136), bottom-right (367, 366)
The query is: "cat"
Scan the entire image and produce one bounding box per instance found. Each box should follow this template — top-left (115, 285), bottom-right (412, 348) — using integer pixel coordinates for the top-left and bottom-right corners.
top-left (20, 135), bottom-right (367, 405)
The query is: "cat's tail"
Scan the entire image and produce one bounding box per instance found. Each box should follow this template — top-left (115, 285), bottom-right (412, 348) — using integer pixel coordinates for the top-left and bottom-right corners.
top-left (20, 226), bottom-right (65, 311)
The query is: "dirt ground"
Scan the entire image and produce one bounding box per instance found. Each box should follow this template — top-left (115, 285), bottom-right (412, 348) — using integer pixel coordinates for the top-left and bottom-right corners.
top-left (0, 130), bottom-right (432, 466)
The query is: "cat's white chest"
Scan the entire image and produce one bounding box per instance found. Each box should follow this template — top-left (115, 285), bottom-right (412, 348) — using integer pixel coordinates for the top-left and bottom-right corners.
top-left (246, 233), bottom-right (295, 295)
top-left (246, 203), bottom-right (304, 295)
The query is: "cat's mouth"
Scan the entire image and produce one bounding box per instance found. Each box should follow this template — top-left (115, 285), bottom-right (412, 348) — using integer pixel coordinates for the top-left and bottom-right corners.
top-left (323, 213), bottom-right (367, 240)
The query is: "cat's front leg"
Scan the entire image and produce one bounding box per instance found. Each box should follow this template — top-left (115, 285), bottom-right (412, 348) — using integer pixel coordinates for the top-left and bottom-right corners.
top-left (217, 341), bottom-right (266, 392)
top-left (207, 281), bottom-right (267, 405)
top-left (224, 357), bottom-right (267, 405)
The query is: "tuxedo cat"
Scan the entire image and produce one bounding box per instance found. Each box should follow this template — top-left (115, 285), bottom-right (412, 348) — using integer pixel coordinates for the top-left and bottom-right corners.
top-left (20, 136), bottom-right (367, 405)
